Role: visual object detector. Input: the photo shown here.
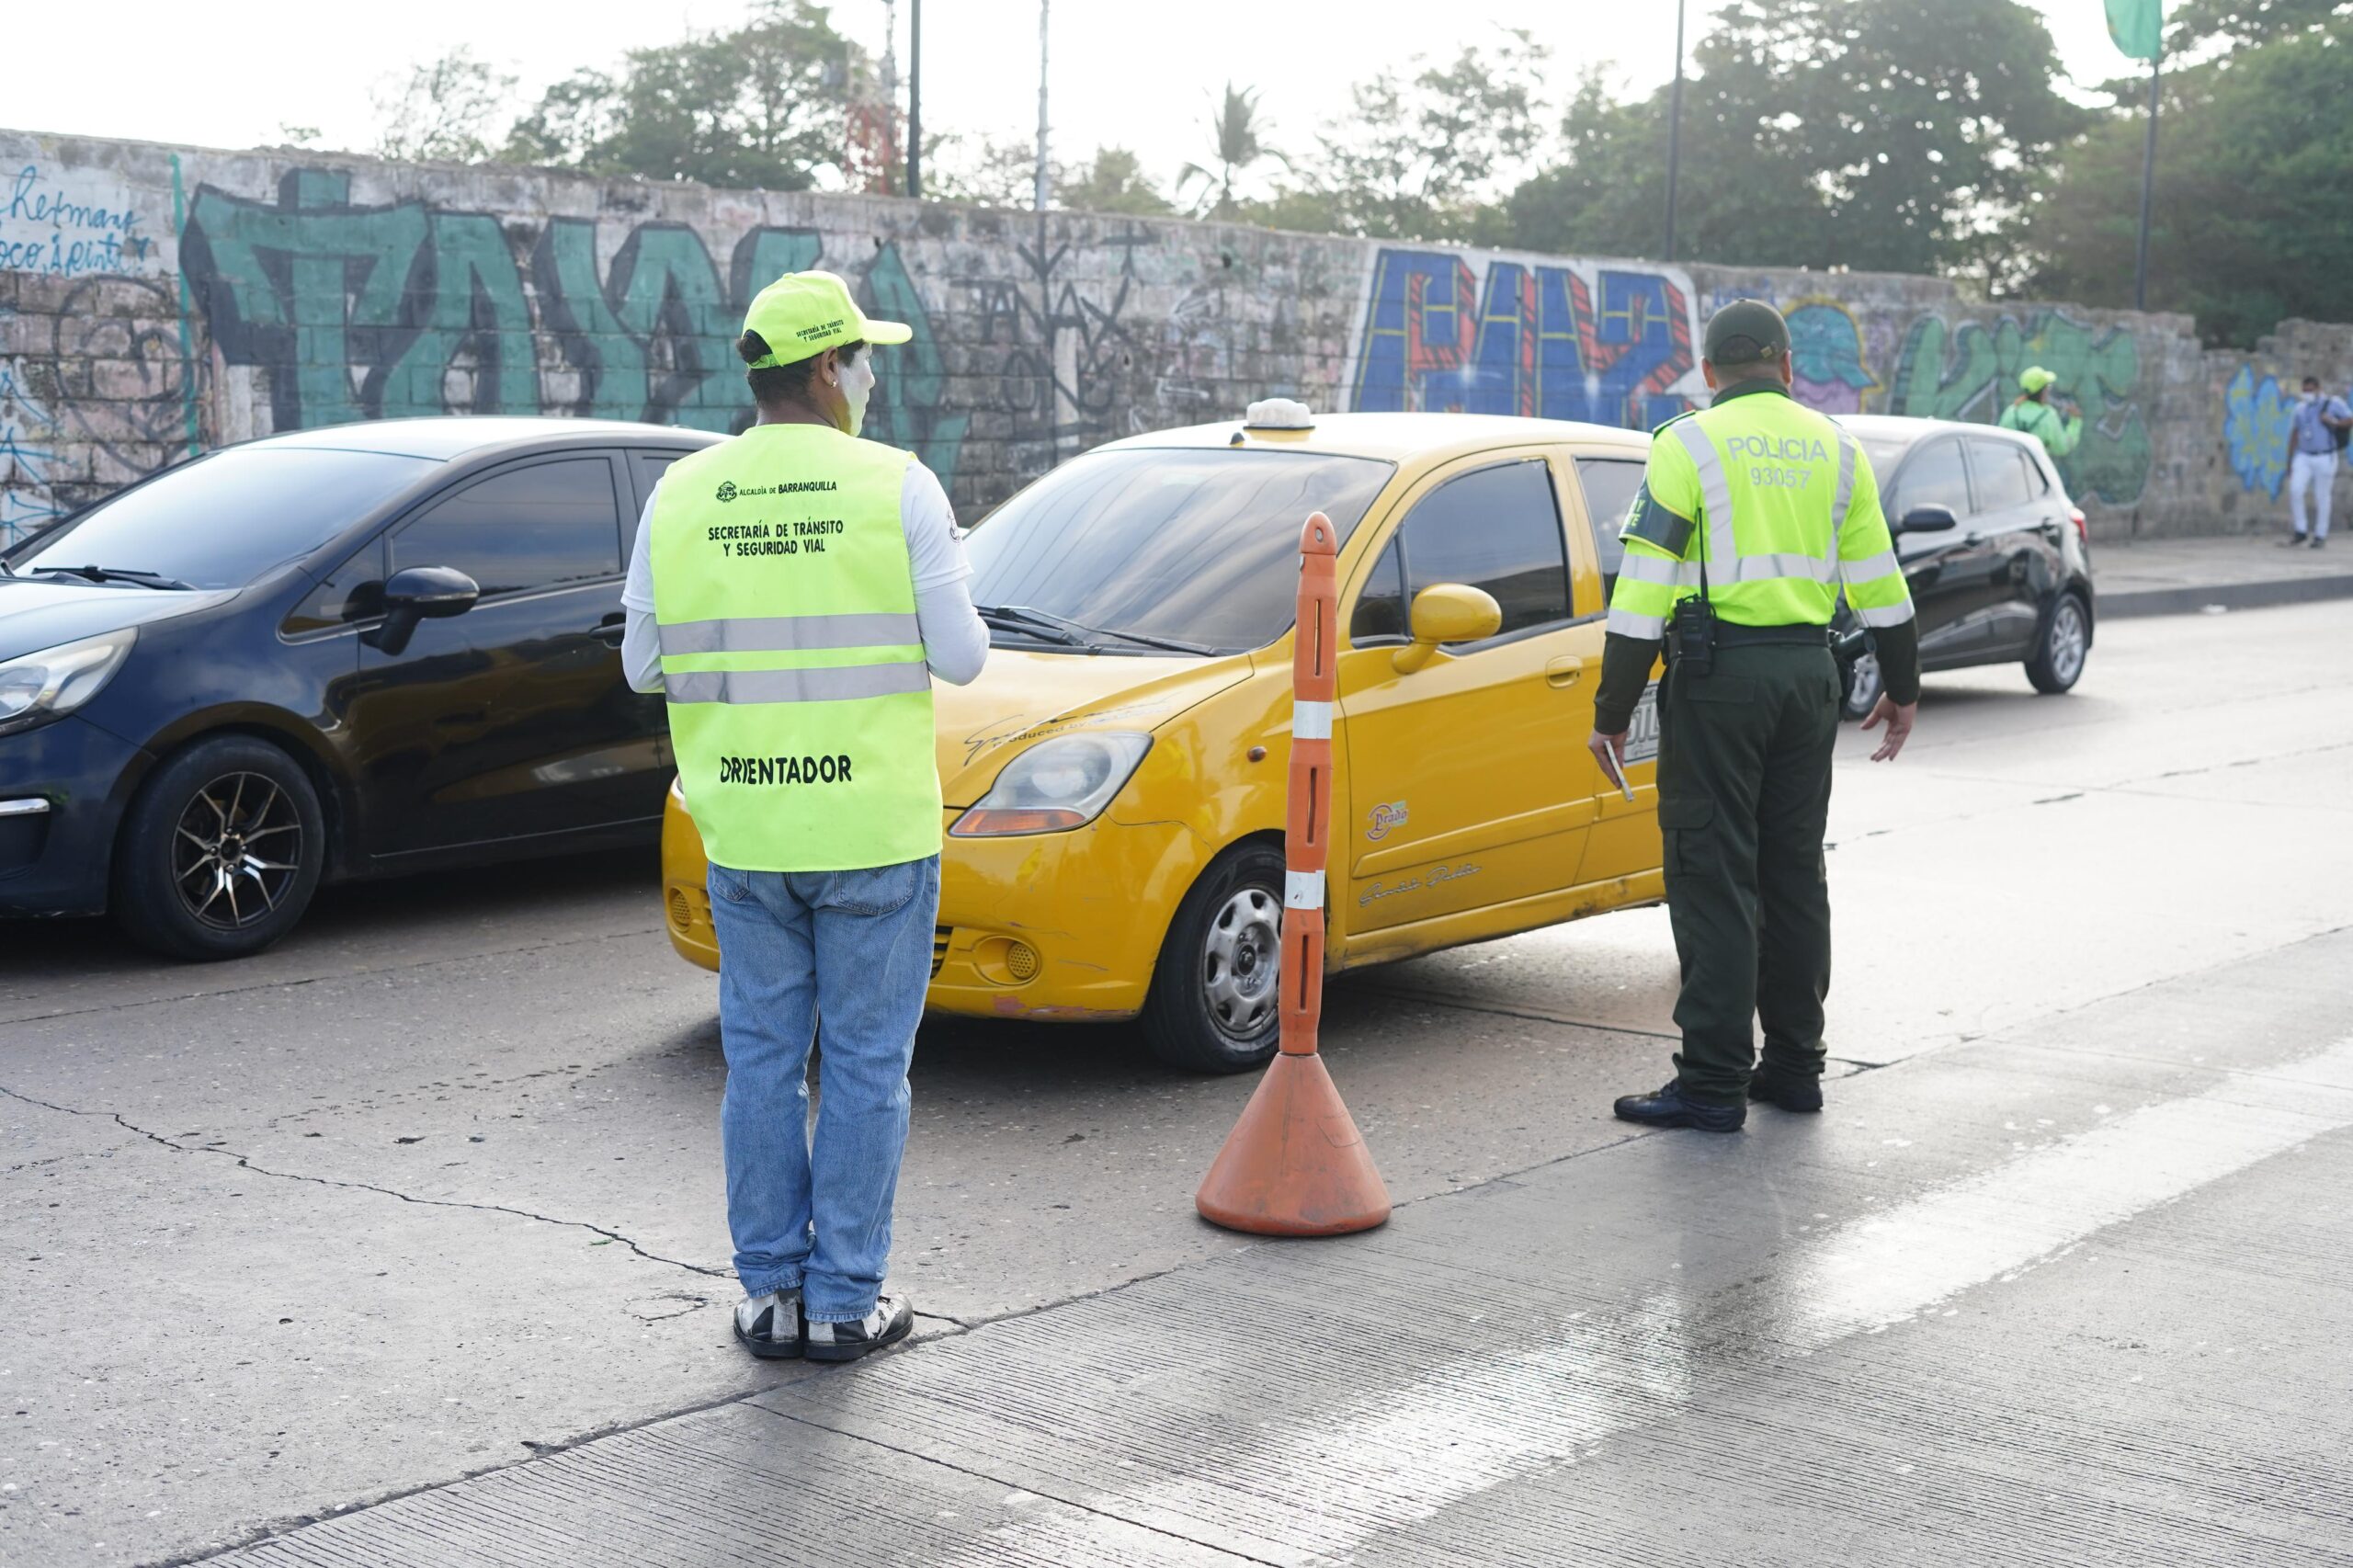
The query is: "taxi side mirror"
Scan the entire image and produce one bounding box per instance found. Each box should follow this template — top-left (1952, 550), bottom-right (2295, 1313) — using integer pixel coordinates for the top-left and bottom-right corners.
top-left (1393, 584), bottom-right (1503, 674)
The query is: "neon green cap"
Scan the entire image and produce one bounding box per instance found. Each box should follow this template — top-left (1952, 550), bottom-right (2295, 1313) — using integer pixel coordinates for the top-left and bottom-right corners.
top-left (741, 270), bottom-right (912, 368)
top-left (2018, 366), bottom-right (2057, 395)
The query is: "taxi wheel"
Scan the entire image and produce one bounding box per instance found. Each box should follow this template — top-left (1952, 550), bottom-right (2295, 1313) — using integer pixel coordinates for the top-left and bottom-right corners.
top-left (111, 735), bottom-right (326, 961)
top-left (1142, 841), bottom-right (1286, 1074)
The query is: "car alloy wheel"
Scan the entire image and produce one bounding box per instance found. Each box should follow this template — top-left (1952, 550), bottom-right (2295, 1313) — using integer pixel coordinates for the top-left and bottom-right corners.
top-left (171, 771), bottom-right (305, 931)
top-left (1843, 650), bottom-right (1883, 722)
top-left (2046, 598), bottom-right (2088, 685)
top-left (1200, 884), bottom-right (1282, 1043)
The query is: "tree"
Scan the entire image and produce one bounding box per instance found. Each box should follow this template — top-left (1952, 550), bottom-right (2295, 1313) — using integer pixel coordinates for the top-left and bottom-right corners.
top-left (1298, 32), bottom-right (1549, 242)
top-left (501, 1), bottom-right (857, 190)
top-left (374, 49), bottom-right (518, 165)
top-left (1504, 0), bottom-right (2088, 280)
top-left (2029, 18), bottom-right (2353, 347)
top-left (921, 133), bottom-right (1051, 210)
top-left (1176, 84), bottom-right (1282, 220)
top-left (2170, 0), bottom-right (2351, 46)
top-left (1063, 148), bottom-right (1174, 216)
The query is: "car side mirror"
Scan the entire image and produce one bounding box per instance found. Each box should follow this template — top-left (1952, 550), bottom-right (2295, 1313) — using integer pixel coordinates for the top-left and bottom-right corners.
top-left (1393, 584), bottom-right (1503, 674)
top-left (1896, 504), bottom-right (1959, 537)
top-left (366, 565), bottom-right (480, 655)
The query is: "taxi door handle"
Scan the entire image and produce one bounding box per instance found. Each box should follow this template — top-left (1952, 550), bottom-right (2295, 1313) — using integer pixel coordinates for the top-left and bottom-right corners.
top-left (1545, 657), bottom-right (1586, 688)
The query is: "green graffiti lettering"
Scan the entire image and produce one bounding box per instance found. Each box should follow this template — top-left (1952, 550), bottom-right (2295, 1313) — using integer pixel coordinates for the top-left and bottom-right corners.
top-left (379, 212), bottom-right (538, 419)
top-left (859, 242), bottom-right (968, 483)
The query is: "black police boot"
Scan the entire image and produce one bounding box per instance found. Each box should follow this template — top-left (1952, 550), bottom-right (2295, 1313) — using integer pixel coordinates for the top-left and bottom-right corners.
top-left (1613, 1080), bottom-right (1745, 1132)
top-left (1748, 1066), bottom-right (1824, 1113)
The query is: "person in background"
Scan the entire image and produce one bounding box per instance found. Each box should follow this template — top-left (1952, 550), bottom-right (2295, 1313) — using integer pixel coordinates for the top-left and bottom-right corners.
top-left (2283, 376), bottom-right (2353, 549)
top-left (1997, 367), bottom-right (2082, 460)
top-left (620, 270), bottom-right (988, 1363)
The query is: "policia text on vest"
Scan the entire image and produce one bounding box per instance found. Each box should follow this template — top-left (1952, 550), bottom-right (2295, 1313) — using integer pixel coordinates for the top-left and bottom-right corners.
top-left (1588, 299), bottom-right (1922, 1137)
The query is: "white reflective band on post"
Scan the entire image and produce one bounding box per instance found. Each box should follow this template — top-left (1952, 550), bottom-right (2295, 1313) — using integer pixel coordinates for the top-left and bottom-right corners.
top-left (659, 611), bottom-right (921, 657)
top-left (1292, 699), bottom-right (1334, 741)
top-left (1842, 550), bottom-right (1902, 584)
top-left (1672, 421), bottom-right (1738, 573)
top-left (1827, 431), bottom-right (1858, 571)
top-left (1608, 608), bottom-right (1668, 639)
top-left (1284, 869), bottom-right (1326, 910)
top-left (1858, 601), bottom-right (1918, 628)
top-left (665, 661), bottom-right (931, 704)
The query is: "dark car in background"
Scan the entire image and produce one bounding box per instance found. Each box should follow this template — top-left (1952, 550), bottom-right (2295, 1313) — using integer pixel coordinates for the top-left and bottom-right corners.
top-left (0, 418), bottom-right (721, 959)
top-left (1831, 415), bottom-right (2097, 719)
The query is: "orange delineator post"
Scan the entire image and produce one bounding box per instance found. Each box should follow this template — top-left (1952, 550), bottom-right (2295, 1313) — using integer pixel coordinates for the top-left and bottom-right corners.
top-left (1195, 513), bottom-right (1392, 1237)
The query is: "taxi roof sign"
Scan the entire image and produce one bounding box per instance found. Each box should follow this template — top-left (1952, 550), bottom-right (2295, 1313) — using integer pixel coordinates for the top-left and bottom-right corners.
top-left (1244, 398), bottom-right (1315, 430)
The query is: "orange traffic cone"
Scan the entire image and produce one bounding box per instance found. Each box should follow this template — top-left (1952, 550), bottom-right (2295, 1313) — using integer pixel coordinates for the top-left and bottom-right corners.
top-left (1195, 513), bottom-right (1391, 1236)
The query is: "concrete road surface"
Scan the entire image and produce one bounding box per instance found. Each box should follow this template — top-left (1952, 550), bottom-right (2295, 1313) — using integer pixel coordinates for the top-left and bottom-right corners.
top-left (4, 600), bottom-right (2349, 1565)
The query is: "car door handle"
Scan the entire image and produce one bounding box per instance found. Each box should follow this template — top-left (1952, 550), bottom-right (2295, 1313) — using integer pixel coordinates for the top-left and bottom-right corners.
top-left (593, 614), bottom-right (627, 646)
top-left (1545, 657), bottom-right (1586, 688)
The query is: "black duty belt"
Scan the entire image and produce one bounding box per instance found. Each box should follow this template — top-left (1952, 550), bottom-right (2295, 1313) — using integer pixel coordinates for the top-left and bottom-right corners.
top-left (1711, 623), bottom-right (1835, 650)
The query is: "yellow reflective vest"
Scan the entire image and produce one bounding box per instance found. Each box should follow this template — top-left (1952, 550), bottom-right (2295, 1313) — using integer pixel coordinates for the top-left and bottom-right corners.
top-left (650, 424), bottom-right (939, 872)
top-left (1608, 383), bottom-right (1915, 637)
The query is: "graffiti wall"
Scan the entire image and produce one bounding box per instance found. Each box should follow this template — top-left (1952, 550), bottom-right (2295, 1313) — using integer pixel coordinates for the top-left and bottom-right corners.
top-left (6, 129), bottom-right (2349, 545)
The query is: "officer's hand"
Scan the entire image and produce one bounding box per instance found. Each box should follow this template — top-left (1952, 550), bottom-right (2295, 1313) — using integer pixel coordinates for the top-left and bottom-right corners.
top-left (1587, 728), bottom-right (1629, 780)
top-left (1861, 697), bottom-right (1917, 762)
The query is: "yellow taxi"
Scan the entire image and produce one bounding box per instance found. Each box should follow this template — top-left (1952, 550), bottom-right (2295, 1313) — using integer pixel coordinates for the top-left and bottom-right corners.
top-left (662, 409), bottom-right (1665, 1071)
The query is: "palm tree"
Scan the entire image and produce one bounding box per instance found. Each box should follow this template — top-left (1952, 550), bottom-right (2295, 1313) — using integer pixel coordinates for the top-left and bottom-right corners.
top-left (1176, 83), bottom-right (1284, 219)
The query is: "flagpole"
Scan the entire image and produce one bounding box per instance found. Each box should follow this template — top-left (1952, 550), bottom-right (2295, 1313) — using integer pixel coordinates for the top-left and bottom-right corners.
top-left (2134, 43), bottom-right (2159, 311)
top-left (1665, 0), bottom-right (1686, 262)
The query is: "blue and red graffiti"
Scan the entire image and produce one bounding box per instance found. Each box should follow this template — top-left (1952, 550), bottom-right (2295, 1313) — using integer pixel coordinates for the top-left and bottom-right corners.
top-left (1347, 249), bottom-right (1699, 430)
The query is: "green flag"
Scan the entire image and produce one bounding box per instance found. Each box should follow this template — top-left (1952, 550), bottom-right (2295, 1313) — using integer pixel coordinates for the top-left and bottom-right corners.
top-left (2106, 0), bottom-right (2163, 60)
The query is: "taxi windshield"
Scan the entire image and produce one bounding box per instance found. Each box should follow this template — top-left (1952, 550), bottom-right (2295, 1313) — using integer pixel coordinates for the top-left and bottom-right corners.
top-left (962, 448), bottom-right (1394, 655)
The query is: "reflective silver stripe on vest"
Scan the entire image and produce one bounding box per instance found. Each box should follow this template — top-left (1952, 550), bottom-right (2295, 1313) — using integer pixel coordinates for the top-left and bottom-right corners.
top-left (1608, 608), bottom-right (1668, 639)
top-left (1671, 420), bottom-right (1738, 569)
top-left (1857, 600), bottom-right (1918, 628)
top-left (1827, 430), bottom-right (1858, 572)
top-left (665, 661), bottom-right (931, 705)
top-left (658, 612), bottom-right (922, 657)
top-left (1723, 552), bottom-right (1840, 585)
top-left (1842, 550), bottom-right (1901, 584)
top-left (1615, 553), bottom-right (1695, 587)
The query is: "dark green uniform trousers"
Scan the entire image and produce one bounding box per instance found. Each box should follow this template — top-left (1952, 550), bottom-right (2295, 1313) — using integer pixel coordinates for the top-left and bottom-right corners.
top-left (1654, 642), bottom-right (1842, 1105)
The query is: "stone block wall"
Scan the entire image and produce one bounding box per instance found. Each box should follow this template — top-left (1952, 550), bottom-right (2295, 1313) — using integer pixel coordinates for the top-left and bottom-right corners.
top-left (5, 128), bottom-right (2348, 546)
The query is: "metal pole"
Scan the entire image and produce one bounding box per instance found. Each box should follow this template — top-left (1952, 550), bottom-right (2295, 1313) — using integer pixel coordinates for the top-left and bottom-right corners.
top-left (1665, 0), bottom-right (1685, 262)
top-left (2134, 46), bottom-right (2159, 312)
top-left (1035, 0), bottom-right (1051, 214)
top-left (906, 0), bottom-right (922, 199)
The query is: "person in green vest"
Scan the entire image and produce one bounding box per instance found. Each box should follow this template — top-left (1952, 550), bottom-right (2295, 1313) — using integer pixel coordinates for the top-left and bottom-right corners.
top-left (1588, 300), bottom-right (1923, 1132)
top-left (1997, 366), bottom-right (2083, 460)
top-left (621, 270), bottom-right (987, 1362)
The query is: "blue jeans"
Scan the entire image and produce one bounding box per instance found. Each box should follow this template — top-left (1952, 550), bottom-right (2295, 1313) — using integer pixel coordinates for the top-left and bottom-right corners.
top-left (704, 855), bottom-right (939, 1323)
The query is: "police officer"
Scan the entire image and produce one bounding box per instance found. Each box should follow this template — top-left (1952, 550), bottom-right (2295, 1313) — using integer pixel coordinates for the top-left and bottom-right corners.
top-left (1587, 300), bottom-right (1921, 1132)
top-left (1997, 366), bottom-right (2083, 461)
top-left (621, 270), bottom-right (988, 1358)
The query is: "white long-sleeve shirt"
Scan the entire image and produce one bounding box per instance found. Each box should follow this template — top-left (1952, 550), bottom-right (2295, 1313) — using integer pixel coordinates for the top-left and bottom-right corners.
top-left (621, 460), bottom-right (989, 693)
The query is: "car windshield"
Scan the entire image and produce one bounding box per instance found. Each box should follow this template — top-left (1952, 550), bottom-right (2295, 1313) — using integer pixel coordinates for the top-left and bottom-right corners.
top-left (6, 447), bottom-right (438, 589)
top-left (962, 448), bottom-right (1395, 654)
top-left (1853, 433), bottom-right (1914, 488)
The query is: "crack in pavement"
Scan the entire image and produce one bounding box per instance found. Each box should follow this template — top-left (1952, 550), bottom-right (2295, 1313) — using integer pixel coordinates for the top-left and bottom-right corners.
top-left (0, 1083), bottom-right (728, 1281)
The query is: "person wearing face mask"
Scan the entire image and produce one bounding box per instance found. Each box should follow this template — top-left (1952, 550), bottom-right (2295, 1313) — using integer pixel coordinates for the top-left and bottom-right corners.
top-left (620, 268), bottom-right (987, 1363)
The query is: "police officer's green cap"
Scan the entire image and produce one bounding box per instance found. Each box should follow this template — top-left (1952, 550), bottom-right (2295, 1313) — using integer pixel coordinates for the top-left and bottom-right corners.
top-left (741, 270), bottom-right (911, 368)
top-left (1703, 299), bottom-right (1791, 368)
top-left (2018, 366), bottom-right (2057, 394)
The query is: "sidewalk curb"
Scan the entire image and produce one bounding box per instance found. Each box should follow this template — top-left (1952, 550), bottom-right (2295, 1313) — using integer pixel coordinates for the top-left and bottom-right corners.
top-left (2101, 572), bottom-right (2353, 619)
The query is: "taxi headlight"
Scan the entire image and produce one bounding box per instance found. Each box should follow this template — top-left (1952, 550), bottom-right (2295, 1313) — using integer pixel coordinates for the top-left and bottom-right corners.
top-left (950, 732), bottom-right (1152, 837)
top-left (0, 628), bottom-right (137, 738)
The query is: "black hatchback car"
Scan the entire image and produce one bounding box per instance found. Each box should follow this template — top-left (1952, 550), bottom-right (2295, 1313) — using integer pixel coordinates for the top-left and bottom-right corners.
top-left (1829, 415), bottom-right (2097, 718)
top-left (0, 417), bottom-right (722, 958)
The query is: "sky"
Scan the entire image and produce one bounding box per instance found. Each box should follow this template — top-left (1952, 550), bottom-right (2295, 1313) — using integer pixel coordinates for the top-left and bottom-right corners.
top-left (7, 1), bottom-right (2145, 197)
